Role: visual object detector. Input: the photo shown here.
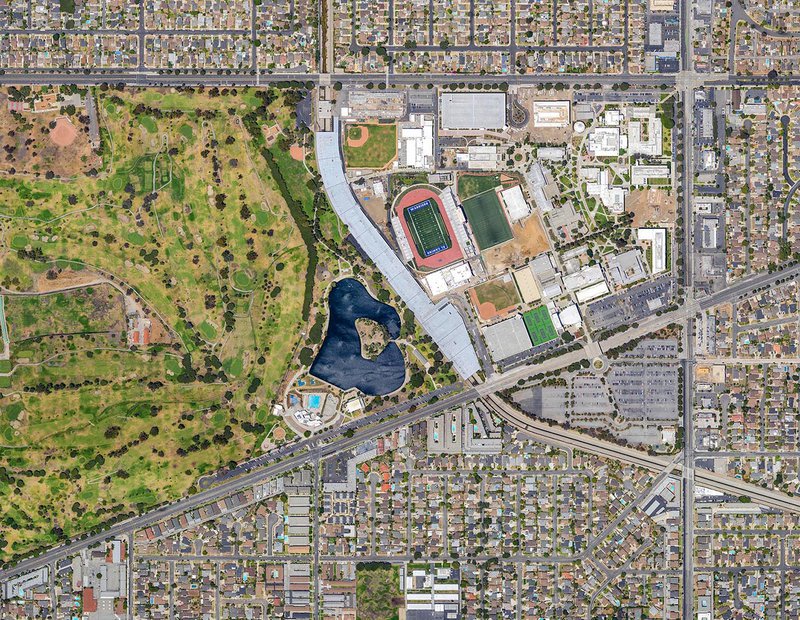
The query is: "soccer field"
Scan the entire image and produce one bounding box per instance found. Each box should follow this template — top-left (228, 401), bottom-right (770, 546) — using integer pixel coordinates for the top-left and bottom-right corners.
top-left (461, 190), bottom-right (513, 250)
top-left (403, 199), bottom-right (452, 257)
top-left (522, 306), bottom-right (558, 346)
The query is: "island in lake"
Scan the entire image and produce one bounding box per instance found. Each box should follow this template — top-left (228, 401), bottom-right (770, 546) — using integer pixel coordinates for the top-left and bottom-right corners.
top-left (310, 278), bottom-right (406, 396)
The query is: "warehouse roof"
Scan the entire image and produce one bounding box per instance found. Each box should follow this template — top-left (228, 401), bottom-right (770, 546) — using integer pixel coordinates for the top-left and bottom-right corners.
top-left (440, 92), bottom-right (506, 131)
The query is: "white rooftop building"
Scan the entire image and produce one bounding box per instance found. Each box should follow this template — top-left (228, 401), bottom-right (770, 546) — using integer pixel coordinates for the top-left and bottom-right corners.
top-left (440, 92), bottom-right (506, 131)
top-left (483, 315), bottom-right (532, 361)
top-left (575, 281), bottom-right (610, 303)
top-left (423, 262), bottom-right (473, 296)
top-left (532, 100), bottom-right (570, 127)
top-left (499, 184), bottom-right (531, 222)
top-left (631, 164), bottom-right (671, 186)
top-left (638, 227), bottom-right (668, 274)
top-left (628, 108), bottom-right (663, 157)
top-left (563, 264), bottom-right (605, 293)
top-left (460, 145), bottom-right (501, 170)
top-left (606, 248), bottom-right (648, 286)
top-left (559, 304), bottom-right (582, 328)
top-left (604, 109), bottom-right (624, 126)
top-left (524, 161), bottom-right (554, 212)
top-left (397, 114), bottom-right (434, 170)
top-left (587, 127), bottom-right (623, 157)
top-left (585, 168), bottom-right (628, 214)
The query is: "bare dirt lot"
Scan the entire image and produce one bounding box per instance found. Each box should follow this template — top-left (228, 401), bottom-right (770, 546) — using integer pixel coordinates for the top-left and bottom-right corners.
top-left (482, 213), bottom-right (551, 273)
top-left (35, 267), bottom-right (104, 293)
top-left (511, 88), bottom-right (573, 143)
top-left (626, 189), bottom-right (677, 228)
top-left (355, 185), bottom-right (390, 233)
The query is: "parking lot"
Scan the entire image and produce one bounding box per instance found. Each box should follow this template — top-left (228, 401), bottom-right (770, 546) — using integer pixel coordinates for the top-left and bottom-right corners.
top-left (587, 275), bottom-right (675, 332)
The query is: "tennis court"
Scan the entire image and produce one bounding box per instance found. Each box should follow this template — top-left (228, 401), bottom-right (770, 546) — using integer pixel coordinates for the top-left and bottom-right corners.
top-left (461, 190), bottom-right (513, 251)
top-left (403, 199), bottom-right (452, 257)
top-left (522, 306), bottom-right (558, 346)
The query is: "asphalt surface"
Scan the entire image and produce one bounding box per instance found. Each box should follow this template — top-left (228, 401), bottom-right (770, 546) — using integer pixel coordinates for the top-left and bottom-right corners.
top-left (0, 384), bottom-right (477, 580)
top-left (5, 259), bottom-right (799, 579)
top-left (483, 395), bottom-right (800, 515)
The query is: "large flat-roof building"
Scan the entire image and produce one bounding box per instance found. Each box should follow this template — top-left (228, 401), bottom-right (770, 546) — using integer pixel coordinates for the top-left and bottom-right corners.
top-left (316, 119), bottom-right (481, 379)
top-left (499, 184), bottom-right (531, 222)
top-left (440, 92), bottom-right (506, 131)
top-left (398, 114), bottom-right (435, 170)
top-left (638, 227), bottom-right (668, 273)
top-left (482, 315), bottom-right (532, 361)
top-left (512, 265), bottom-right (542, 304)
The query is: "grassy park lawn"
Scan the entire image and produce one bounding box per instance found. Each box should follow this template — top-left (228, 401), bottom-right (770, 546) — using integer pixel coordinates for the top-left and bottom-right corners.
top-left (356, 563), bottom-right (403, 620)
top-left (0, 87), bottom-right (312, 562)
top-left (457, 173), bottom-right (501, 200)
top-left (343, 123), bottom-right (397, 169)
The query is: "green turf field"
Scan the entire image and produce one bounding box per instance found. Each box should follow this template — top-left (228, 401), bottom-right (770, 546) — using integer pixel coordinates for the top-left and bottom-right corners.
top-left (522, 306), bottom-right (558, 346)
top-left (461, 190), bottom-right (513, 250)
top-left (403, 199), bottom-right (452, 257)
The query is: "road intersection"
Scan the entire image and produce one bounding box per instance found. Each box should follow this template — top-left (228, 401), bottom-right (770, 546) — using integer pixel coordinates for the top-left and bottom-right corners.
top-left (2, 256), bottom-right (799, 582)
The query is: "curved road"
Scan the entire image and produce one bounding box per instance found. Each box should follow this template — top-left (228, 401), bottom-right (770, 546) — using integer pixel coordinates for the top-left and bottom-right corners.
top-left (4, 257), bottom-right (800, 579)
top-left (482, 395), bottom-right (800, 515)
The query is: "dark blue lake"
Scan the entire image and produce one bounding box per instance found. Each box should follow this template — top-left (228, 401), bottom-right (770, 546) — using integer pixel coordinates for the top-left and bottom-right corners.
top-left (310, 278), bottom-right (406, 396)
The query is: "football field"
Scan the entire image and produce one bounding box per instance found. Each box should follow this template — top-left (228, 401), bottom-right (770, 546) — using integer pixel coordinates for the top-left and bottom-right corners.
top-left (403, 199), bottom-right (452, 257)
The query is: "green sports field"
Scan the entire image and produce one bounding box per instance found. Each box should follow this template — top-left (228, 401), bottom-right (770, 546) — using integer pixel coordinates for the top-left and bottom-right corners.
top-left (522, 306), bottom-right (558, 346)
top-left (344, 123), bottom-right (397, 169)
top-left (461, 190), bottom-right (513, 251)
top-left (403, 199), bottom-right (452, 257)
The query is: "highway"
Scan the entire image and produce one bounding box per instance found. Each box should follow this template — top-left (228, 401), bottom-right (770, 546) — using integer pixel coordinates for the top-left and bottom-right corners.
top-left (3, 258), bottom-right (800, 579)
top-left (0, 68), bottom-right (789, 89)
top-left (482, 395), bottom-right (800, 516)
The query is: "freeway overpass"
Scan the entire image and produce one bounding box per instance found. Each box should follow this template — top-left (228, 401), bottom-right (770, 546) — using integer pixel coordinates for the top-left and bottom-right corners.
top-left (483, 395), bottom-right (800, 515)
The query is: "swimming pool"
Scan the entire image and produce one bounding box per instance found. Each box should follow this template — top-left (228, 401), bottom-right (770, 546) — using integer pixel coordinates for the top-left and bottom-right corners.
top-left (308, 394), bottom-right (321, 409)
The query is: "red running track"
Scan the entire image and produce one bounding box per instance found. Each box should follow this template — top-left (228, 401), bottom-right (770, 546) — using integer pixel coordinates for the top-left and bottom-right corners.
top-left (395, 187), bottom-right (463, 271)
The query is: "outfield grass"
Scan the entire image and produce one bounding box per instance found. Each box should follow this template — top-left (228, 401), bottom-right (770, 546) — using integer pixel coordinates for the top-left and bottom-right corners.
top-left (461, 189), bottom-right (513, 250)
top-left (343, 123), bottom-right (397, 169)
top-left (472, 277), bottom-right (520, 311)
top-left (522, 305), bottom-right (558, 346)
